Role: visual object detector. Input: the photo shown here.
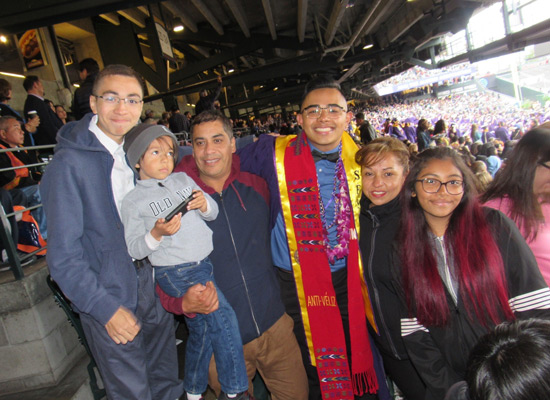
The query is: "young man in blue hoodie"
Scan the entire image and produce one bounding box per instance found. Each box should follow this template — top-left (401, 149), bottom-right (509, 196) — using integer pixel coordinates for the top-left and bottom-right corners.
top-left (41, 64), bottom-right (183, 400)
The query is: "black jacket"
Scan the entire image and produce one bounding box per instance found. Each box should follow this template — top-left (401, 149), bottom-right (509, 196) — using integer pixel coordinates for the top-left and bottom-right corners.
top-left (393, 208), bottom-right (550, 400)
top-left (175, 154), bottom-right (285, 344)
top-left (0, 140), bottom-right (41, 188)
top-left (360, 195), bottom-right (409, 360)
top-left (358, 121), bottom-right (377, 144)
top-left (72, 73), bottom-right (97, 120)
top-left (195, 82), bottom-right (222, 115)
top-left (0, 103), bottom-right (34, 146)
top-left (23, 94), bottom-right (62, 145)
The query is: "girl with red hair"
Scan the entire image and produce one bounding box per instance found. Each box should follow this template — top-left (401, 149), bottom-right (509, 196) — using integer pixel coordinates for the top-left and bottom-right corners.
top-left (393, 147), bottom-right (550, 400)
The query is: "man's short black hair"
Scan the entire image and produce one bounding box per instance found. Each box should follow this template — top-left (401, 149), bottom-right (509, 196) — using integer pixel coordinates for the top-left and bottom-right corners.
top-left (78, 58), bottom-right (99, 75)
top-left (23, 75), bottom-right (40, 92)
top-left (300, 76), bottom-right (345, 109)
top-left (356, 112), bottom-right (365, 120)
top-left (190, 110), bottom-right (233, 139)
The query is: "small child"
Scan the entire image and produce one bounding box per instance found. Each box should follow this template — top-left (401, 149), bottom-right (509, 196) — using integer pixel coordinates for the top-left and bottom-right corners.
top-left (121, 124), bottom-right (250, 400)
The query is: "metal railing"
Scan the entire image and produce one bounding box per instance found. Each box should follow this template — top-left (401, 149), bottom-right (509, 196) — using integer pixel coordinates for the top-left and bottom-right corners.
top-left (0, 144), bottom-right (54, 280)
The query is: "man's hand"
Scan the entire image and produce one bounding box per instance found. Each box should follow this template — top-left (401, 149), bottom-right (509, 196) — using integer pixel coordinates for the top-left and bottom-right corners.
top-left (25, 116), bottom-right (40, 133)
top-left (181, 281), bottom-right (219, 314)
top-left (105, 306), bottom-right (141, 344)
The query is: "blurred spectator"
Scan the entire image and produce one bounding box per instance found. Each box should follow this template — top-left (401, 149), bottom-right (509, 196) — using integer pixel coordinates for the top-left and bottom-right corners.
top-left (471, 160), bottom-right (492, 193)
top-left (0, 78), bottom-right (40, 146)
top-left (485, 145), bottom-right (502, 177)
top-left (470, 123), bottom-right (481, 142)
top-left (416, 118), bottom-right (432, 151)
top-left (55, 105), bottom-right (68, 125)
top-left (23, 75), bottom-right (62, 145)
top-left (72, 58), bottom-right (99, 120)
top-left (494, 121), bottom-right (510, 142)
top-left (195, 76), bottom-right (222, 115)
top-left (355, 112), bottom-right (376, 144)
top-left (168, 105), bottom-right (188, 133)
top-left (0, 116), bottom-right (46, 238)
top-left (482, 127), bottom-right (550, 286)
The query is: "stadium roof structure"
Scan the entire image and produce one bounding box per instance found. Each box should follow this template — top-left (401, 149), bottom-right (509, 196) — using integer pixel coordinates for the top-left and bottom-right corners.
top-left (2, 0), bottom-right (550, 112)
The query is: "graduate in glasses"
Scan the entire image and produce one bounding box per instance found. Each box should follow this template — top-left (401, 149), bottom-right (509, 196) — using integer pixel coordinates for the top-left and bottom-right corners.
top-left (238, 76), bottom-right (390, 400)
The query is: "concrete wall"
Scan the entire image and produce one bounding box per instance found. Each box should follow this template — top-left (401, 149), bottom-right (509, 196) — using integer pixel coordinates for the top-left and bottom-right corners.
top-left (0, 263), bottom-right (85, 395)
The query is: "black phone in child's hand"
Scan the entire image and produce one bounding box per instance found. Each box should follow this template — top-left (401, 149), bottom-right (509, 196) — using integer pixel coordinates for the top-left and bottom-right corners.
top-left (165, 194), bottom-right (194, 221)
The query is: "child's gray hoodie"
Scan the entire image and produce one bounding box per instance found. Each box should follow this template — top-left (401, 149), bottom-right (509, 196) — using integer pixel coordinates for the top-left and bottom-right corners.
top-left (121, 172), bottom-right (218, 266)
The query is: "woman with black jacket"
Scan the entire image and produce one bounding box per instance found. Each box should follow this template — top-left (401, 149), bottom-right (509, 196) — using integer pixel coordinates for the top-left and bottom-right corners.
top-left (357, 137), bottom-right (426, 400)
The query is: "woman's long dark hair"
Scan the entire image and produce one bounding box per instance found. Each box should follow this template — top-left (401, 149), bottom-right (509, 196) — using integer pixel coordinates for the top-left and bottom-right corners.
top-left (433, 119), bottom-right (446, 135)
top-left (399, 147), bottom-right (514, 327)
top-left (481, 128), bottom-right (550, 240)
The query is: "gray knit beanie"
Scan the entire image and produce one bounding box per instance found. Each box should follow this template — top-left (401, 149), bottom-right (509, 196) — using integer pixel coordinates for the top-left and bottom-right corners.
top-left (124, 124), bottom-right (179, 173)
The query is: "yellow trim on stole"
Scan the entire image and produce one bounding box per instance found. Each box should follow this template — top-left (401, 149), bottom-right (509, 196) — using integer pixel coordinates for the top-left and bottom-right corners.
top-left (340, 132), bottom-right (378, 333)
top-left (274, 135), bottom-right (317, 365)
top-left (275, 133), bottom-right (378, 367)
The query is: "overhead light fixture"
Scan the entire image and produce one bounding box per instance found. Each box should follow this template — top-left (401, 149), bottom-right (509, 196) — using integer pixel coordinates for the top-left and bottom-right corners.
top-left (363, 43), bottom-right (374, 50)
top-left (0, 36), bottom-right (7, 44)
top-left (73, 83), bottom-right (80, 88)
top-left (0, 71), bottom-right (25, 78)
top-left (273, 87), bottom-right (278, 91)
top-left (228, 68), bottom-right (235, 73)
top-left (173, 18), bottom-right (184, 32)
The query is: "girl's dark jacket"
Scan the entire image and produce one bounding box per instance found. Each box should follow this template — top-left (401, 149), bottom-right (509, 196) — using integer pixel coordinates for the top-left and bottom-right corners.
top-left (391, 208), bottom-right (550, 400)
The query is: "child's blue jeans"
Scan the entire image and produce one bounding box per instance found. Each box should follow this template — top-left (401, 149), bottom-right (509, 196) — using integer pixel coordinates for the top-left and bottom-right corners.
top-left (155, 257), bottom-right (248, 395)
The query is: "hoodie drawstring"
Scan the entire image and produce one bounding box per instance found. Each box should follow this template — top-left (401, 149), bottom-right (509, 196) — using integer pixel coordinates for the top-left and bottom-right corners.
top-left (229, 182), bottom-right (247, 211)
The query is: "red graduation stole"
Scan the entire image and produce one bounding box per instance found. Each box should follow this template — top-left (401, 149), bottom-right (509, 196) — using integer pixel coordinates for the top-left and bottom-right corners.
top-left (275, 133), bottom-right (378, 398)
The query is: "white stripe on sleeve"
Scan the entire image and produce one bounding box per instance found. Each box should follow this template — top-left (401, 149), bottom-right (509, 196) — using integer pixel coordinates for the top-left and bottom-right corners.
top-left (509, 288), bottom-right (550, 313)
top-left (401, 317), bottom-right (429, 337)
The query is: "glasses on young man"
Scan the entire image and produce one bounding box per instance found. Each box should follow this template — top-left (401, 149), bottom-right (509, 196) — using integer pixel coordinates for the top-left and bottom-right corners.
top-left (538, 161), bottom-right (550, 171)
top-left (301, 104), bottom-right (346, 119)
top-left (416, 178), bottom-right (464, 195)
top-left (94, 95), bottom-right (143, 106)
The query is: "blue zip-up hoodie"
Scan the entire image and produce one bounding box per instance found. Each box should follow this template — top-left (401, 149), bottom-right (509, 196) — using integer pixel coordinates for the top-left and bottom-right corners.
top-left (172, 153), bottom-right (285, 344)
top-left (41, 114), bottom-right (138, 325)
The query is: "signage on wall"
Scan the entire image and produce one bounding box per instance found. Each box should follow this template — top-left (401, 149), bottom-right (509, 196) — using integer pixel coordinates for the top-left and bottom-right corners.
top-left (17, 29), bottom-right (46, 70)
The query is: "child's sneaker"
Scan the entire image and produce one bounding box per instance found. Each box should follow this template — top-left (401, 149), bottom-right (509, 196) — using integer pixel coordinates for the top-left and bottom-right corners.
top-left (180, 393), bottom-right (203, 400)
top-left (218, 391), bottom-right (255, 400)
